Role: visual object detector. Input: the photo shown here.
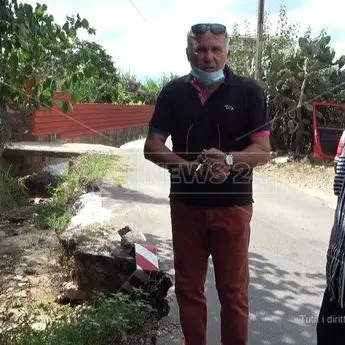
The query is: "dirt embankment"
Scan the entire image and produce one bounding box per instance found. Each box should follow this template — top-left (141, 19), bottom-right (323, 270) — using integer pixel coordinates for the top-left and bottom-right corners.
top-left (255, 157), bottom-right (338, 208)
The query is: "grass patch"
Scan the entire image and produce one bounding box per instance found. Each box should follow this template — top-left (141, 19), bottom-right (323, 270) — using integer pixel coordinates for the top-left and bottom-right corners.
top-left (53, 153), bottom-right (117, 205)
top-left (37, 153), bottom-right (124, 232)
top-left (0, 292), bottom-right (155, 345)
top-left (0, 169), bottom-right (28, 215)
top-left (35, 204), bottom-right (72, 233)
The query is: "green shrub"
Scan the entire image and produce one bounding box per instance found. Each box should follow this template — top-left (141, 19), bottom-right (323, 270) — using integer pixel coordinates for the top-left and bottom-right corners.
top-left (0, 293), bottom-right (155, 345)
top-left (36, 153), bottom-right (118, 232)
top-left (35, 204), bottom-right (72, 233)
top-left (0, 169), bottom-right (28, 215)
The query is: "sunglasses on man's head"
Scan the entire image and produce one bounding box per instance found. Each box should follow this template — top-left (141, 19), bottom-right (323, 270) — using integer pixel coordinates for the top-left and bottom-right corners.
top-left (191, 23), bottom-right (227, 35)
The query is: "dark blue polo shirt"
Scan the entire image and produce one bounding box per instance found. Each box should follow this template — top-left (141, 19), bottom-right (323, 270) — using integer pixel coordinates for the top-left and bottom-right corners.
top-left (148, 65), bottom-right (270, 206)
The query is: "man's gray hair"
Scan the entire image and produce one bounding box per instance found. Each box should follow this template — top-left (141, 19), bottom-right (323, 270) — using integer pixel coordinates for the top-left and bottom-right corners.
top-left (186, 28), bottom-right (230, 51)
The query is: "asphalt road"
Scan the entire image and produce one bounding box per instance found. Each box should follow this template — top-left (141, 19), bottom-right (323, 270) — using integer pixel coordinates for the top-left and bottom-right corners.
top-left (102, 138), bottom-right (337, 345)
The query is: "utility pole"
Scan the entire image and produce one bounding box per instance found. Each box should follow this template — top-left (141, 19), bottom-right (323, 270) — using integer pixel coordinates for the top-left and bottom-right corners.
top-left (254, 0), bottom-right (265, 80)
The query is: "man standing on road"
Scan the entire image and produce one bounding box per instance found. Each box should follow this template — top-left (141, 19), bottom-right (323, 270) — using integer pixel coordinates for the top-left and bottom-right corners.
top-left (144, 23), bottom-right (271, 345)
top-left (317, 147), bottom-right (345, 344)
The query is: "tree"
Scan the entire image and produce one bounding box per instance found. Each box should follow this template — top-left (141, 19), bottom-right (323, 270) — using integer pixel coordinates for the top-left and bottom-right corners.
top-left (115, 72), bottom-right (179, 105)
top-left (137, 74), bottom-right (179, 105)
top-left (0, 0), bottom-right (95, 116)
top-left (62, 40), bottom-right (120, 103)
top-left (268, 30), bottom-right (345, 155)
top-left (229, 5), bottom-right (345, 157)
top-left (229, 24), bottom-right (256, 77)
top-left (115, 72), bottom-right (143, 104)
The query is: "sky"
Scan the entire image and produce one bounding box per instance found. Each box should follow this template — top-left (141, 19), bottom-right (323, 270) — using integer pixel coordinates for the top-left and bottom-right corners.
top-left (22, 0), bottom-right (345, 81)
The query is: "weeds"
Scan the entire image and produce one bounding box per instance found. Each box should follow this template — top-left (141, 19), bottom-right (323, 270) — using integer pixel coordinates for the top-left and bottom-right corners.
top-left (37, 153), bottom-right (119, 232)
top-left (35, 204), bottom-right (72, 233)
top-left (0, 292), bottom-right (155, 345)
top-left (53, 153), bottom-right (116, 205)
top-left (0, 169), bottom-right (28, 215)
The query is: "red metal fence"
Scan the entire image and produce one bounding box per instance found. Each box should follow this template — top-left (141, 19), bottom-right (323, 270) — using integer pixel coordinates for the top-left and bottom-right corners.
top-left (31, 95), bottom-right (154, 141)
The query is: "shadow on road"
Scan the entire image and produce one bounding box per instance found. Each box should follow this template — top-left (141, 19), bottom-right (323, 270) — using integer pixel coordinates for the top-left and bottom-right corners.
top-left (247, 252), bottom-right (324, 345)
top-left (145, 234), bottom-right (325, 345)
top-left (102, 183), bottom-right (169, 205)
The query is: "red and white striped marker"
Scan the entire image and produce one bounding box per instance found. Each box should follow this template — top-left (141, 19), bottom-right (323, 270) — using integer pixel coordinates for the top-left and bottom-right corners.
top-left (134, 243), bottom-right (159, 273)
top-left (120, 243), bottom-right (160, 293)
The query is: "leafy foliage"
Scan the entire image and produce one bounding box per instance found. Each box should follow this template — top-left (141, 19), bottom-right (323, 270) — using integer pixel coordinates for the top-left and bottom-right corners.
top-left (115, 72), bottom-right (179, 105)
top-left (230, 5), bottom-right (345, 157)
top-left (35, 203), bottom-right (72, 232)
top-left (62, 40), bottom-right (120, 103)
top-left (0, 293), bottom-right (154, 345)
top-left (229, 23), bottom-right (256, 77)
top-left (0, 169), bottom-right (28, 215)
top-left (0, 0), bottom-right (95, 113)
top-left (0, 0), bottom-right (178, 137)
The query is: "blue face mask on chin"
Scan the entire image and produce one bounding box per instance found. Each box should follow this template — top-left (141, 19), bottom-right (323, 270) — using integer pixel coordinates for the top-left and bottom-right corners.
top-left (190, 64), bottom-right (225, 86)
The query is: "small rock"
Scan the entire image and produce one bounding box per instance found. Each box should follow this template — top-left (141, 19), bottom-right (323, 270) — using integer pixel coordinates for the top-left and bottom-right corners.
top-left (24, 267), bottom-right (37, 275)
top-left (14, 267), bottom-right (24, 276)
top-left (118, 225), bottom-right (133, 237)
top-left (18, 282), bottom-right (28, 288)
top-left (114, 233), bottom-right (122, 242)
top-left (22, 171), bottom-right (59, 197)
top-left (31, 322), bottom-right (47, 331)
top-left (8, 308), bottom-right (23, 322)
top-left (273, 156), bottom-right (290, 164)
top-left (270, 151), bottom-right (277, 159)
top-left (62, 281), bottom-right (77, 291)
top-left (56, 281), bottom-right (89, 303)
top-left (13, 290), bottom-right (27, 297)
top-left (14, 275), bottom-right (23, 281)
top-left (86, 180), bottom-right (102, 193)
top-left (121, 231), bottom-right (146, 249)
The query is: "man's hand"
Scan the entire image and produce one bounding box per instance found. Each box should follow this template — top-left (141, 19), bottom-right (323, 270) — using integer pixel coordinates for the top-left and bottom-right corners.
top-left (201, 148), bottom-right (226, 162)
top-left (197, 148), bottom-right (231, 183)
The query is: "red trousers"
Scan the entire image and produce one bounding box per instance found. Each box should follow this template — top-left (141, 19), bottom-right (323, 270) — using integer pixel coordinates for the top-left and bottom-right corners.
top-left (170, 201), bottom-right (253, 345)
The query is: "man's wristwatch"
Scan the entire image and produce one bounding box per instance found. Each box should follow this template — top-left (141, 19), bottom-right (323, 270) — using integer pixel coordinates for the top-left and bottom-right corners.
top-left (224, 153), bottom-right (234, 167)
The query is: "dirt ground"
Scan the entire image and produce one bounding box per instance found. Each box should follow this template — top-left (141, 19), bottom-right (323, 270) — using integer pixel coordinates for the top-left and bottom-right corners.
top-left (0, 204), bottom-right (66, 333)
top-left (0, 153), bottom-right (132, 336)
top-left (255, 157), bottom-right (337, 207)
